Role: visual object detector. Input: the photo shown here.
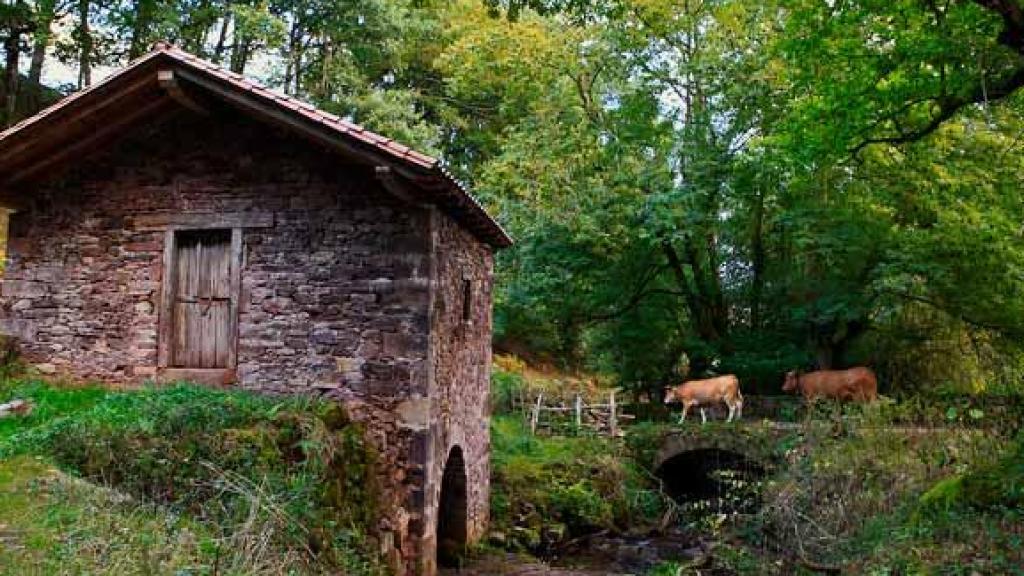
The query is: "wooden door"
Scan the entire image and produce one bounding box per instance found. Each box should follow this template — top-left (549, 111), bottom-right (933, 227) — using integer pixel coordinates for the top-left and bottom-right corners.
top-left (172, 230), bottom-right (233, 368)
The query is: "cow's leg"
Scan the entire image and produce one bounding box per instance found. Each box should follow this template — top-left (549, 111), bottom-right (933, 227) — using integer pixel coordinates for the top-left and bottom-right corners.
top-left (725, 399), bottom-right (735, 422)
top-left (700, 407), bottom-right (707, 425)
top-left (736, 396), bottom-right (744, 420)
top-left (679, 403), bottom-right (690, 424)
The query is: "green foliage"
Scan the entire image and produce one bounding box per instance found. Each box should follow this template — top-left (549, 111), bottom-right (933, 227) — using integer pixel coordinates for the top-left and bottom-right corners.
top-left (750, 403), bottom-right (1017, 571)
top-left (466, 0), bottom-right (1024, 396)
top-left (489, 415), bottom-right (666, 551)
top-left (0, 381), bottom-right (384, 575)
top-left (0, 455), bottom-right (228, 574)
top-left (5, 0), bottom-right (1024, 396)
top-left (0, 378), bottom-right (108, 441)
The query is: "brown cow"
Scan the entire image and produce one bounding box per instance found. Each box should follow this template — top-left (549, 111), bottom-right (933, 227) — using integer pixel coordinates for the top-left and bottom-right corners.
top-left (782, 367), bottom-right (878, 402)
top-left (664, 375), bottom-right (744, 424)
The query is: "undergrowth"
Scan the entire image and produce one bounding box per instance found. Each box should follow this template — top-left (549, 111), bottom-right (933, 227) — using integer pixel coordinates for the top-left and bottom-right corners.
top-left (489, 415), bottom-right (665, 552)
top-left (741, 402), bottom-right (1022, 574)
top-left (0, 379), bottom-right (385, 575)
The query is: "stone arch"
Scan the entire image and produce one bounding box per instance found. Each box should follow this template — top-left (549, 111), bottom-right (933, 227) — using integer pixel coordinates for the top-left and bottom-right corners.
top-left (651, 430), bottom-right (782, 511)
top-left (436, 445), bottom-right (468, 568)
top-left (654, 447), bottom-right (764, 507)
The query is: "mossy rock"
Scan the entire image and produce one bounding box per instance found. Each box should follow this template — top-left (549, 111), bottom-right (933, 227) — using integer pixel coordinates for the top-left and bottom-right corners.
top-left (918, 475), bottom-right (964, 513)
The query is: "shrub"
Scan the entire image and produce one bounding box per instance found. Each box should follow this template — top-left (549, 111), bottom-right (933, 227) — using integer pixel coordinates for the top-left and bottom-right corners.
top-left (920, 432), bottom-right (1024, 513)
top-left (491, 364), bottom-right (528, 415)
top-left (489, 415), bottom-right (666, 551)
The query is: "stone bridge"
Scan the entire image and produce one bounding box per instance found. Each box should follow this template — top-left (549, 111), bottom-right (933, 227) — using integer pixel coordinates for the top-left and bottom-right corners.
top-left (650, 422), bottom-right (797, 504)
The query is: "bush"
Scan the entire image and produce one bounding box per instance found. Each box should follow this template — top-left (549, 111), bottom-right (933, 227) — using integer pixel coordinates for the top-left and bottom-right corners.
top-left (489, 415), bottom-right (666, 551)
top-left (491, 364), bottom-right (528, 415)
top-left (920, 432), bottom-right (1024, 513)
top-left (0, 382), bottom-right (384, 575)
top-left (750, 404), bottom-right (1017, 572)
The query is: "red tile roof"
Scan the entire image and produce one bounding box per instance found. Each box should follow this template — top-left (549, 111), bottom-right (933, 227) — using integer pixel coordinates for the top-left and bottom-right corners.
top-left (0, 42), bottom-right (512, 248)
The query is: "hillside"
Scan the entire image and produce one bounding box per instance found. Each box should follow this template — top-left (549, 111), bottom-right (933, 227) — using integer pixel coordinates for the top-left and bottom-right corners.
top-left (0, 378), bottom-right (384, 575)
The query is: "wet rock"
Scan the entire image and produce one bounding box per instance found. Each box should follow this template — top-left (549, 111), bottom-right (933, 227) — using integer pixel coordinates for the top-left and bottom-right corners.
top-left (488, 531), bottom-right (507, 547)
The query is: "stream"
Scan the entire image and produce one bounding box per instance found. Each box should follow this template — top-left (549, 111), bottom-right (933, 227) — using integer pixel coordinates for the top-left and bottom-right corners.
top-left (443, 529), bottom-right (707, 575)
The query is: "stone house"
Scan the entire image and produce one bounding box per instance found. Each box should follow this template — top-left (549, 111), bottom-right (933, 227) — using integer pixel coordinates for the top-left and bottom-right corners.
top-left (0, 43), bottom-right (510, 575)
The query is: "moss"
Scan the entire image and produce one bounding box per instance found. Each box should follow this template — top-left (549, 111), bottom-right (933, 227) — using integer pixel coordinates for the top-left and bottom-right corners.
top-left (918, 475), bottom-right (965, 513)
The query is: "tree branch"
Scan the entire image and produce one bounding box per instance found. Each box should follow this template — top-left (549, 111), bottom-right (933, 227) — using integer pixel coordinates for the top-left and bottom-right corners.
top-left (879, 288), bottom-right (1024, 338)
top-left (850, 0), bottom-right (1024, 153)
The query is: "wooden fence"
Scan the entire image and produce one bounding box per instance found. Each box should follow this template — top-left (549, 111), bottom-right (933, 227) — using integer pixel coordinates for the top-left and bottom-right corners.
top-left (527, 390), bottom-right (634, 436)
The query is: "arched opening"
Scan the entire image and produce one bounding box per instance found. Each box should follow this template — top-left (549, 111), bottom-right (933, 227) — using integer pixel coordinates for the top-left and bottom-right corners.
top-left (437, 445), bottom-right (468, 568)
top-left (655, 448), bottom-right (765, 515)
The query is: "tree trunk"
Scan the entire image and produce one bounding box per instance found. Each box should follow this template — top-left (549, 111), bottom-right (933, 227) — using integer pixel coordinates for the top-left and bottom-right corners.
top-left (213, 10), bottom-right (231, 64)
top-left (77, 0), bottom-right (92, 89)
top-left (682, 234), bottom-right (727, 342)
top-left (750, 186), bottom-right (766, 329)
top-left (283, 17), bottom-right (301, 94)
top-left (27, 0), bottom-right (55, 86)
top-left (293, 40), bottom-right (303, 95)
top-left (230, 35), bottom-right (249, 73)
top-left (661, 237), bottom-right (723, 345)
top-left (3, 31), bottom-right (20, 127)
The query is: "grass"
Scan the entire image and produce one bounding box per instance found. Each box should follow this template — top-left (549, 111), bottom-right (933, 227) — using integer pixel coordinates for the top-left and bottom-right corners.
top-left (0, 455), bottom-right (220, 575)
top-left (0, 379), bottom-right (107, 441)
top-left (846, 431), bottom-right (1024, 574)
top-left (489, 415), bottom-right (666, 551)
top-left (0, 378), bottom-right (385, 575)
top-left (722, 402), bottom-right (1024, 574)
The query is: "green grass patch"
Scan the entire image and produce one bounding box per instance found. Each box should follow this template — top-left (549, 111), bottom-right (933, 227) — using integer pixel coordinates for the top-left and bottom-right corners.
top-left (0, 379), bottom-right (108, 442)
top-left (0, 455), bottom-right (222, 574)
top-left (0, 380), bottom-right (385, 575)
top-left (489, 415), bottom-right (666, 551)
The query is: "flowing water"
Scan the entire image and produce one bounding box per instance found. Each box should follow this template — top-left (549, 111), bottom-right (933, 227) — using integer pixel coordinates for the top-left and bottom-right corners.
top-left (441, 529), bottom-right (705, 575)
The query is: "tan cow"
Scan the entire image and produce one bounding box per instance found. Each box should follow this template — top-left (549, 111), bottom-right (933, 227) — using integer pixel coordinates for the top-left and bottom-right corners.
top-left (782, 367), bottom-right (878, 402)
top-left (664, 375), bottom-right (743, 424)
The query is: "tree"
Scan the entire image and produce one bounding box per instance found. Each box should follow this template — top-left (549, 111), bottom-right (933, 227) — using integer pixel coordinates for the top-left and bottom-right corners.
top-left (1, 0), bottom-right (34, 125)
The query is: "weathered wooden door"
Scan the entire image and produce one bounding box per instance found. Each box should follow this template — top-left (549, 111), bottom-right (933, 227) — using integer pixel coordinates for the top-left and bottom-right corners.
top-left (172, 230), bottom-right (232, 368)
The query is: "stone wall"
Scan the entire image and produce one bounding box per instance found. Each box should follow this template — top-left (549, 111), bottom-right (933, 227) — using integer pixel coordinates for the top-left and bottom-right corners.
top-left (419, 212), bottom-right (494, 574)
top-left (1, 112), bottom-right (431, 398)
top-left (0, 109), bottom-right (494, 574)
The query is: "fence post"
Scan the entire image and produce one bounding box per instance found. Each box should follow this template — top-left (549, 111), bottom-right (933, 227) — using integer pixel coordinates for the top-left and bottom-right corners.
top-left (530, 393), bottom-right (543, 435)
top-left (609, 390), bottom-right (618, 436)
top-left (574, 394), bottom-right (583, 430)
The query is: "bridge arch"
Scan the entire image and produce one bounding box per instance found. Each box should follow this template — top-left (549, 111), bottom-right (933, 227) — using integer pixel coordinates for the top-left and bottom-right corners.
top-left (653, 428), bottom-right (779, 507)
top-left (436, 445), bottom-right (468, 568)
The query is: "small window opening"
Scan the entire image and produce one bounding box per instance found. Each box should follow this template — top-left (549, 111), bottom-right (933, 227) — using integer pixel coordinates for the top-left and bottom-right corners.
top-left (462, 279), bottom-right (473, 323)
top-left (0, 209), bottom-right (15, 274)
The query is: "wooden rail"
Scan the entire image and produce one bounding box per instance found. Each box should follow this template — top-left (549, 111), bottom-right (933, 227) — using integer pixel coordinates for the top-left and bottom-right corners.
top-left (527, 390), bottom-right (634, 436)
